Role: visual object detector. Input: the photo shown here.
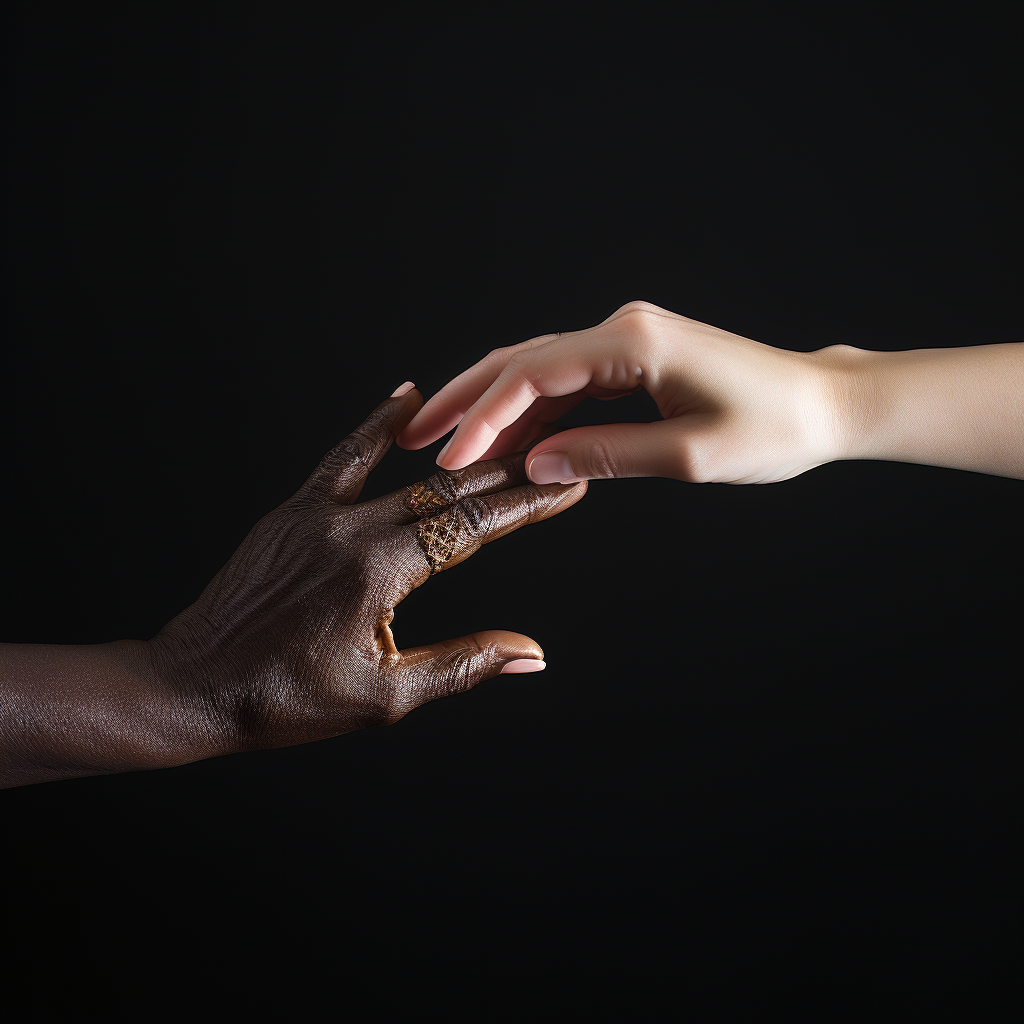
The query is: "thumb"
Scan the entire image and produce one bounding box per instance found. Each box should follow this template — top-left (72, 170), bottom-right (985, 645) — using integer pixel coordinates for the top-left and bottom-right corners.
top-left (395, 630), bottom-right (546, 711)
top-left (525, 420), bottom-right (686, 483)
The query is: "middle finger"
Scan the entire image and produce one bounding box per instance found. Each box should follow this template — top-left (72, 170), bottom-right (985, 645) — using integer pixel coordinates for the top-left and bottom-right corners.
top-left (365, 451), bottom-right (531, 525)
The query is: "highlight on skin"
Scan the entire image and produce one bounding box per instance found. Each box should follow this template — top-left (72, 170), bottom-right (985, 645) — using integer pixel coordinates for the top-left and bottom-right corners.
top-left (398, 300), bottom-right (1024, 486)
top-left (0, 387), bottom-right (585, 788)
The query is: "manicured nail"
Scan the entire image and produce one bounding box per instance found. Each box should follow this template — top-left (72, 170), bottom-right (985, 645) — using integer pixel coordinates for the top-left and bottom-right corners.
top-left (436, 438), bottom-right (453, 465)
top-left (390, 381), bottom-right (416, 398)
top-left (527, 452), bottom-right (579, 484)
top-left (500, 659), bottom-right (547, 674)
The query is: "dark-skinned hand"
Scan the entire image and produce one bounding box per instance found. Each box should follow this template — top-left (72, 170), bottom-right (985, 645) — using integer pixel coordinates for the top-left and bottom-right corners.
top-left (0, 385), bottom-right (586, 787)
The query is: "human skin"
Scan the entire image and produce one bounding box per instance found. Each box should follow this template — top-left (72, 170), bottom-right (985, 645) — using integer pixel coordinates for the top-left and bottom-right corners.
top-left (0, 385), bottom-right (586, 788)
top-left (397, 300), bottom-right (1024, 485)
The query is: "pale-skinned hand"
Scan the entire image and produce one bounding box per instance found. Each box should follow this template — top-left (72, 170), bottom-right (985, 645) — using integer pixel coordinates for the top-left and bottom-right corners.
top-left (398, 300), bottom-right (1024, 485)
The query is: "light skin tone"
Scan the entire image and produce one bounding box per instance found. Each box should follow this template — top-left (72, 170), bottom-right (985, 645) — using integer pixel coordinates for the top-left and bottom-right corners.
top-left (6, 306), bottom-right (1020, 786)
top-left (398, 300), bottom-right (1024, 485)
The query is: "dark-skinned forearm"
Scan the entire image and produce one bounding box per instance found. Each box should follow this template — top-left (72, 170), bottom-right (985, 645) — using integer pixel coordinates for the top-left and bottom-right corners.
top-left (0, 640), bottom-right (224, 788)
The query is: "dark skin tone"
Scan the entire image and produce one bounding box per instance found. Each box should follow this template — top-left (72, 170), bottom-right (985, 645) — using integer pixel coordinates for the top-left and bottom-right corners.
top-left (0, 387), bottom-right (586, 788)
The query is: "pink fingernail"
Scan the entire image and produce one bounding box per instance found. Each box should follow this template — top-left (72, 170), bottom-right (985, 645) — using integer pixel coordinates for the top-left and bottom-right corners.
top-left (436, 438), bottom-right (453, 465)
top-left (391, 381), bottom-right (416, 398)
top-left (528, 452), bottom-right (579, 484)
top-left (500, 659), bottom-right (547, 674)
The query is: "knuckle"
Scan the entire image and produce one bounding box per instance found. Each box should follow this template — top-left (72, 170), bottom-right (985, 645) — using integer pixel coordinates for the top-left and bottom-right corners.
top-left (325, 435), bottom-right (367, 470)
top-left (613, 301), bottom-right (664, 348)
top-left (455, 651), bottom-right (479, 692)
top-left (503, 352), bottom-right (543, 399)
top-left (423, 468), bottom-right (466, 504)
top-left (824, 343), bottom-right (860, 359)
top-left (582, 439), bottom-right (620, 479)
top-left (351, 418), bottom-right (388, 449)
top-left (624, 310), bottom-right (659, 342)
top-left (440, 649), bottom-right (477, 693)
top-left (483, 345), bottom-right (516, 369)
top-left (456, 495), bottom-right (494, 536)
top-left (504, 350), bottom-right (532, 375)
top-left (616, 299), bottom-right (663, 317)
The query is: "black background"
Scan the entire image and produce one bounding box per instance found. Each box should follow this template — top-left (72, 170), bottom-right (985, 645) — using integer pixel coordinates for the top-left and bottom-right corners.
top-left (4, 9), bottom-right (1021, 1019)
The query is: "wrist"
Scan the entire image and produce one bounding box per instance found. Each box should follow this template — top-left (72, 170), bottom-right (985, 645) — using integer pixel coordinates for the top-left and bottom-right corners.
top-left (139, 635), bottom-right (238, 765)
top-left (810, 344), bottom-right (881, 463)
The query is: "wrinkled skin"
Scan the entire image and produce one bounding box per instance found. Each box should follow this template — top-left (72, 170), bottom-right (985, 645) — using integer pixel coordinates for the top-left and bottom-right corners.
top-left (0, 388), bottom-right (586, 787)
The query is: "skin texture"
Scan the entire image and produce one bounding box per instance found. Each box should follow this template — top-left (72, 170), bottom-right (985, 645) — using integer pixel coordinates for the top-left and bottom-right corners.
top-left (399, 300), bottom-right (1024, 484)
top-left (0, 388), bottom-right (586, 788)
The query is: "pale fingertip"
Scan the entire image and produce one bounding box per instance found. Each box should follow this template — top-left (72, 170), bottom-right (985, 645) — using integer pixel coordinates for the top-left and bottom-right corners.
top-left (395, 429), bottom-right (425, 450)
top-left (435, 438), bottom-right (474, 470)
top-left (527, 452), bottom-right (582, 485)
top-left (500, 659), bottom-right (547, 674)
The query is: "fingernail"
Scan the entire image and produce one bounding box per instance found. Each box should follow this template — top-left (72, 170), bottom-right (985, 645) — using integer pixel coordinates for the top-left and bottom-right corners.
top-left (436, 438), bottom-right (453, 465)
top-left (390, 381), bottom-right (416, 398)
top-left (527, 452), bottom-right (579, 484)
top-left (500, 659), bottom-right (547, 674)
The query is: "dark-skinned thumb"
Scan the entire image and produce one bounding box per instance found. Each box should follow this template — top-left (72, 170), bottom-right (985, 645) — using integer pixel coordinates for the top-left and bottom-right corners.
top-left (396, 630), bottom-right (545, 707)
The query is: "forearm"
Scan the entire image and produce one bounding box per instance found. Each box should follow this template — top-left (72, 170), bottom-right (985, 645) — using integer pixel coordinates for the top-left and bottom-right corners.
top-left (0, 640), bottom-right (225, 788)
top-left (827, 343), bottom-right (1024, 480)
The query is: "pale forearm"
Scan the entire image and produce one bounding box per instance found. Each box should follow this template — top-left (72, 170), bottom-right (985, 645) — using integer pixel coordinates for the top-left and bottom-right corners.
top-left (829, 343), bottom-right (1024, 480)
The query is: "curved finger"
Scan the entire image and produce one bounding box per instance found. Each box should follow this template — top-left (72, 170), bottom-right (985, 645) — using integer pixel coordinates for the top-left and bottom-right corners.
top-left (401, 302), bottom-right (673, 457)
top-left (376, 630), bottom-right (545, 720)
top-left (396, 334), bottom-right (562, 451)
top-left (477, 416), bottom-right (567, 463)
top-left (301, 385), bottom-right (422, 504)
top-left (435, 333), bottom-right (648, 472)
top-left (473, 386), bottom-right (642, 464)
top-left (474, 393), bottom-right (588, 462)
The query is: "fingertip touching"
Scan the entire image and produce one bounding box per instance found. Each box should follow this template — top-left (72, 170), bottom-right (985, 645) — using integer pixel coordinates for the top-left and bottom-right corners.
top-left (369, 382), bottom-right (425, 444)
top-left (382, 382), bottom-right (423, 431)
top-left (527, 451), bottom-right (583, 485)
top-left (396, 402), bottom-right (463, 451)
top-left (303, 384), bottom-right (424, 503)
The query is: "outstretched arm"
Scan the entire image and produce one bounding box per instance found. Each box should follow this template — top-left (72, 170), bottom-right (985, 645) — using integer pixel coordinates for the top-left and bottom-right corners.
top-left (1, 385), bottom-right (585, 788)
top-left (398, 301), bottom-right (1024, 484)
top-left (0, 640), bottom-right (228, 788)
top-left (829, 342), bottom-right (1024, 480)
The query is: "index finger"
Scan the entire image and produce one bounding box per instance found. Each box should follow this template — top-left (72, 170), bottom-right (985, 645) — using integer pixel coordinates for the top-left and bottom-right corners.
top-left (300, 384), bottom-right (422, 504)
top-left (432, 335), bottom-right (611, 471)
top-left (396, 334), bottom-right (560, 451)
